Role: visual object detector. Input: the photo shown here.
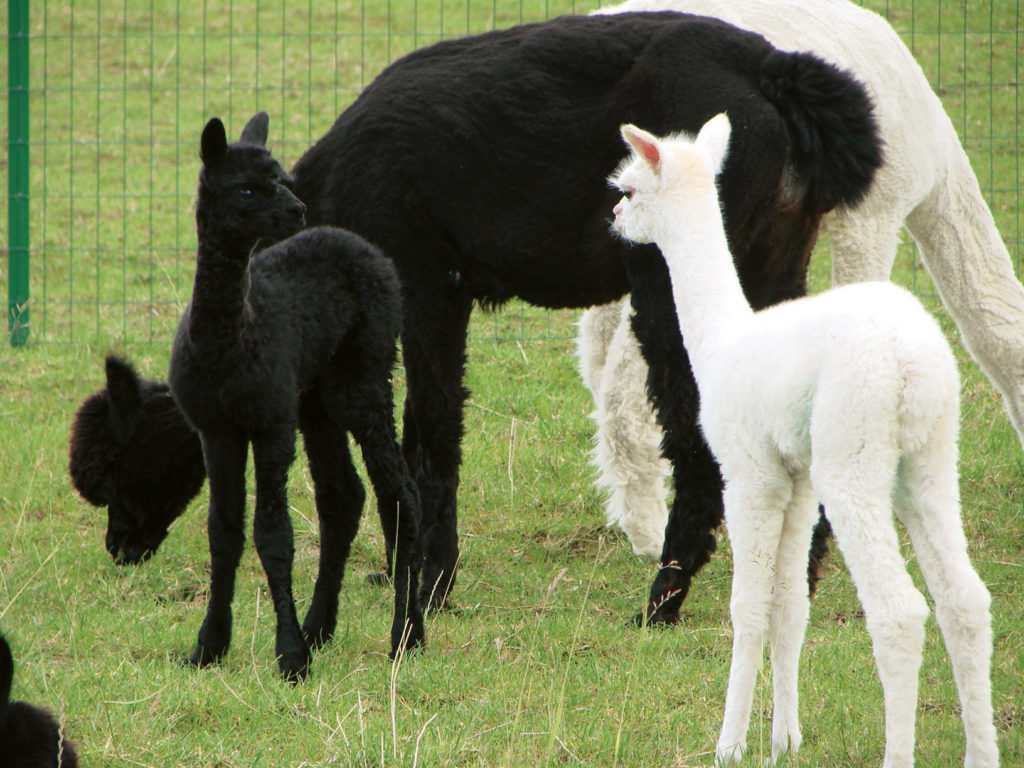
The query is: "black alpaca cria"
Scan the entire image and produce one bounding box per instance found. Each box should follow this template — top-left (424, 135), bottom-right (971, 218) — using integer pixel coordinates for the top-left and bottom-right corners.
top-left (69, 354), bottom-right (205, 564)
top-left (289, 12), bottom-right (882, 623)
top-left (0, 634), bottom-right (78, 768)
top-left (168, 112), bottom-right (423, 681)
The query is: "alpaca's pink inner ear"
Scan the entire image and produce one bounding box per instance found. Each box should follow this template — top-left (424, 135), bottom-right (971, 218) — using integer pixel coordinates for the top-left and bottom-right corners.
top-left (637, 136), bottom-right (660, 172)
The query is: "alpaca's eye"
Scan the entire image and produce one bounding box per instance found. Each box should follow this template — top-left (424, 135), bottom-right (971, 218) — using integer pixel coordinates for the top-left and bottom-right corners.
top-left (237, 188), bottom-right (253, 200)
top-left (621, 188), bottom-right (634, 200)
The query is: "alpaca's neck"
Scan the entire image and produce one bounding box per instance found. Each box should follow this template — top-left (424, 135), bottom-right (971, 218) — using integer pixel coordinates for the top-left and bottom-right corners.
top-left (654, 189), bottom-right (754, 379)
top-left (186, 237), bottom-right (252, 356)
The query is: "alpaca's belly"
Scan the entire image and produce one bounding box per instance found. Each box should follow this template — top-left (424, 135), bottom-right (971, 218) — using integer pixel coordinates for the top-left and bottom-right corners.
top-left (699, 381), bottom-right (813, 475)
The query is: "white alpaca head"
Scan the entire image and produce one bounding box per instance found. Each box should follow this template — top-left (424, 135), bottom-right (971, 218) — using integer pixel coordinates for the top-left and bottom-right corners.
top-left (610, 113), bottom-right (731, 244)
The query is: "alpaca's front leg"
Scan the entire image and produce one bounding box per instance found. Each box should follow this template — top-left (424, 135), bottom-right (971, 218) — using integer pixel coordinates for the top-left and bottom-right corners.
top-left (625, 246), bottom-right (722, 625)
top-left (400, 291), bottom-right (473, 612)
top-left (252, 433), bottom-right (310, 682)
top-left (717, 483), bottom-right (788, 766)
top-left (188, 430), bottom-right (249, 668)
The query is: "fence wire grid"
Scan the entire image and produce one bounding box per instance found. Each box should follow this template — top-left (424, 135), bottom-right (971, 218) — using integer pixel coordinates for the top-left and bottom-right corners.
top-left (3, 0), bottom-right (1022, 345)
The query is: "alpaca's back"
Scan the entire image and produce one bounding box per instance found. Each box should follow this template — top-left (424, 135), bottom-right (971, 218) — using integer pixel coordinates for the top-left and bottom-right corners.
top-left (245, 226), bottom-right (402, 384)
top-left (700, 282), bottom-right (958, 473)
top-left (292, 12), bottom-right (877, 311)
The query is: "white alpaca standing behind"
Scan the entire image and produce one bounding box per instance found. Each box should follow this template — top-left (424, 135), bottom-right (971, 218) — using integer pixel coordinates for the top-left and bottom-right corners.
top-left (611, 114), bottom-right (999, 768)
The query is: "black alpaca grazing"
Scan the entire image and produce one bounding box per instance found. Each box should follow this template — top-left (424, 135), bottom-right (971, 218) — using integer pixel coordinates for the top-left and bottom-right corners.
top-left (289, 12), bottom-right (882, 622)
top-left (69, 354), bottom-right (205, 564)
top-left (0, 634), bottom-right (78, 768)
top-left (168, 112), bottom-right (423, 681)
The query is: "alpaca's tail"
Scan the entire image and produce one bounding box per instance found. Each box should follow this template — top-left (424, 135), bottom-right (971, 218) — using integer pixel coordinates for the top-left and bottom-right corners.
top-left (1, 633), bottom-right (13, 710)
top-left (760, 49), bottom-right (883, 213)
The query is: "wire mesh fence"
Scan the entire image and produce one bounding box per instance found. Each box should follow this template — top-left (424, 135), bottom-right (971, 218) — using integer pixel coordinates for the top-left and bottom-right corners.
top-left (3, 0), bottom-right (1022, 345)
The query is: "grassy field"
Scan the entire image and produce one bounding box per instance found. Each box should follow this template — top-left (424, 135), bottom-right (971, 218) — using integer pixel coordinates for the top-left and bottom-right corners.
top-left (2, 0), bottom-right (1023, 766)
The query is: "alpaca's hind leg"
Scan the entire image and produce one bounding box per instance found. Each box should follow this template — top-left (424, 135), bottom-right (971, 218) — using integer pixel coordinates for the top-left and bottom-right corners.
top-left (626, 244), bottom-right (722, 625)
top-left (401, 290), bottom-right (473, 612)
top-left (767, 477), bottom-right (819, 764)
top-left (298, 397), bottom-right (366, 649)
top-left (189, 430), bottom-right (249, 668)
top-left (716, 475), bottom-right (791, 766)
top-left (817, 491), bottom-right (928, 768)
top-left (251, 431), bottom-right (310, 682)
top-left (905, 153), bottom-right (1024, 452)
top-left (350, 397), bottom-right (425, 657)
top-left (896, 442), bottom-right (998, 767)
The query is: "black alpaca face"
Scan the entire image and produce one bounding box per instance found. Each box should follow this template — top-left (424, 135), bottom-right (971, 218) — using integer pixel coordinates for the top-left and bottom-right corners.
top-left (69, 356), bottom-right (206, 565)
top-left (198, 113), bottom-right (307, 249)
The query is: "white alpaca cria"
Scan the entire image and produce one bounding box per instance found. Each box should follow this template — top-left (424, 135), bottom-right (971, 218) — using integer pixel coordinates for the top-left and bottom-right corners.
top-left (611, 114), bottom-right (999, 767)
top-left (581, 0), bottom-right (1024, 558)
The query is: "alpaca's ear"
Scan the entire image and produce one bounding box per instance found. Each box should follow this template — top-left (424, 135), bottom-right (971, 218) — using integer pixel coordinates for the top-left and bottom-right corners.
top-left (200, 117), bottom-right (228, 167)
top-left (239, 111), bottom-right (270, 147)
top-left (696, 113), bottom-right (731, 175)
top-left (621, 124), bottom-right (662, 174)
top-left (104, 355), bottom-right (142, 442)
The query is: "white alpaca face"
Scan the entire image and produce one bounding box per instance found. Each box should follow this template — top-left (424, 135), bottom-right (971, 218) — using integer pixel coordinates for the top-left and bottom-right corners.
top-left (611, 153), bottom-right (661, 244)
top-left (610, 115), bottom-right (732, 244)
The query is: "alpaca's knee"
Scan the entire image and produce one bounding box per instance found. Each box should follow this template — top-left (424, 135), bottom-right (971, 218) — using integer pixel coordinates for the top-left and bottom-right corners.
top-left (864, 583), bottom-right (929, 668)
top-left (935, 568), bottom-right (992, 640)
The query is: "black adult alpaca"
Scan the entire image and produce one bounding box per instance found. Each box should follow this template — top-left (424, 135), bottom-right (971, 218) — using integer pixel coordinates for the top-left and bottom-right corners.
top-left (0, 634), bottom-right (78, 768)
top-left (69, 355), bottom-right (205, 565)
top-left (168, 113), bottom-right (423, 681)
top-left (289, 13), bottom-right (882, 623)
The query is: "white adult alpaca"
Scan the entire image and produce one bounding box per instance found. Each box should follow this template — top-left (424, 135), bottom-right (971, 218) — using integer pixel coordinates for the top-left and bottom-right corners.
top-left (581, 0), bottom-right (1024, 560)
top-left (611, 114), bottom-right (999, 767)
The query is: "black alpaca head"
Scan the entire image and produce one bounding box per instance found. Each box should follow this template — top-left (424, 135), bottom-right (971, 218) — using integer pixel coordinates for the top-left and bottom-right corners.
top-left (69, 355), bottom-right (205, 565)
top-left (197, 112), bottom-right (307, 252)
top-left (0, 633), bottom-right (79, 768)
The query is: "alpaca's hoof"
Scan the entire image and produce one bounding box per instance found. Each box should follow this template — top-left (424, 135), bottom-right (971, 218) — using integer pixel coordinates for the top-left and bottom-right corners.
top-left (182, 643), bottom-right (225, 669)
top-left (278, 648), bottom-right (312, 684)
top-left (715, 743), bottom-right (745, 767)
top-left (389, 630), bottom-right (426, 661)
top-left (631, 598), bottom-right (682, 628)
top-left (389, 615), bottom-right (426, 660)
top-left (419, 563), bottom-right (456, 613)
top-left (366, 571), bottom-right (392, 587)
top-left (301, 623), bottom-right (334, 651)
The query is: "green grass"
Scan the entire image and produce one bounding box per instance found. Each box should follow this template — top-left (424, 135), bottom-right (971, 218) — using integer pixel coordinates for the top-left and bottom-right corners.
top-left (2, 293), bottom-right (1023, 766)
top-left (2, 0), bottom-right (1023, 765)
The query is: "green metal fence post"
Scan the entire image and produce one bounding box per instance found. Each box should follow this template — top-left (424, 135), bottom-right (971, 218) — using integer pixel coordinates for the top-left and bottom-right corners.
top-left (7, 0), bottom-right (30, 346)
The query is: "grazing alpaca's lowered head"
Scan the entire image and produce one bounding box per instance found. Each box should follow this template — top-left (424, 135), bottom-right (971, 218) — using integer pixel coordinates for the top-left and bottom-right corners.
top-left (168, 113), bottom-right (423, 681)
top-left (69, 354), bottom-right (205, 564)
top-left (0, 634), bottom-right (78, 768)
top-left (611, 115), bottom-right (999, 767)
